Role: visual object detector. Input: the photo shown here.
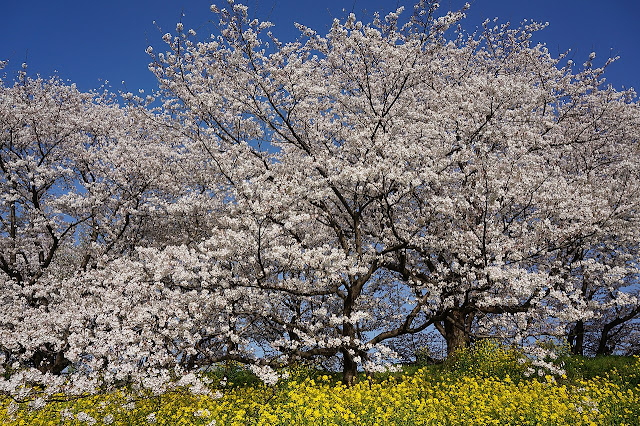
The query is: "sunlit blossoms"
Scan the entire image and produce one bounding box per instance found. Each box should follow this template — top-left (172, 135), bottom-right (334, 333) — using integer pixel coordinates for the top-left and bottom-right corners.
top-left (1, 0), bottom-right (639, 399)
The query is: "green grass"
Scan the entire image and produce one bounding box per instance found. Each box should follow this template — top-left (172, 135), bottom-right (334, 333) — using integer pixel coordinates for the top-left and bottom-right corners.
top-left (563, 355), bottom-right (640, 384)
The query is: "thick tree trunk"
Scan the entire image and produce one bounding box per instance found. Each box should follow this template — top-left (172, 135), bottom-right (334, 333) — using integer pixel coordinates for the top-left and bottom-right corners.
top-left (341, 281), bottom-right (361, 386)
top-left (568, 320), bottom-right (585, 355)
top-left (341, 347), bottom-right (358, 386)
top-left (441, 310), bottom-right (472, 356)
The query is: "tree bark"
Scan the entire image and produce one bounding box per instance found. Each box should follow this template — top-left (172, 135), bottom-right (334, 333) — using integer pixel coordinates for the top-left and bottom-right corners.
top-left (596, 332), bottom-right (612, 355)
top-left (595, 307), bottom-right (640, 356)
top-left (596, 324), bottom-right (614, 356)
top-left (568, 320), bottom-right (584, 355)
top-left (341, 347), bottom-right (358, 386)
top-left (440, 310), bottom-right (472, 356)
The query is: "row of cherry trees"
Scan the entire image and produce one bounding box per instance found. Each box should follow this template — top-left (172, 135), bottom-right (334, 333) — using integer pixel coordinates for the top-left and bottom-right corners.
top-left (1, 0), bottom-right (639, 395)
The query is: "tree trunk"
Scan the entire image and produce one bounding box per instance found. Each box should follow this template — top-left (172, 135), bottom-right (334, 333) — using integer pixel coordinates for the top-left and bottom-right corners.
top-left (341, 282), bottom-right (360, 386)
top-left (596, 325), bottom-right (613, 356)
top-left (595, 307), bottom-right (640, 356)
top-left (341, 347), bottom-right (358, 386)
top-left (441, 310), bottom-right (471, 356)
top-left (568, 320), bottom-right (584, 355)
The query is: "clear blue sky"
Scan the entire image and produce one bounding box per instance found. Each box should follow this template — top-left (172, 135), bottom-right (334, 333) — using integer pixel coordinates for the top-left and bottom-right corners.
top-left (2, 0), bottom-right (639, 93)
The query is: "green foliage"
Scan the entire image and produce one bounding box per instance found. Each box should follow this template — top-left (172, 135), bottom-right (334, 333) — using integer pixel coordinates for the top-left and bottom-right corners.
top-left (285, 361), bottom-right (333, 383)
top-left (413, 346), bottom-right (434, 367)
top-left (536, 338), bottom-right (572, 360)
top-left (201, 361), bottom-right (261, 388)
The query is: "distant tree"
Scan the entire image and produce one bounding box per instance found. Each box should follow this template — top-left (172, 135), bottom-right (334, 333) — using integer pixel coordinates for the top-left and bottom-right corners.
top-left (0, 68), bottom-right (177, 380)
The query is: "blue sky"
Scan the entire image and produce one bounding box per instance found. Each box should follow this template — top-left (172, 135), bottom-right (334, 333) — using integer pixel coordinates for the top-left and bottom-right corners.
top-left (2, 0), bottom-right (639, 93)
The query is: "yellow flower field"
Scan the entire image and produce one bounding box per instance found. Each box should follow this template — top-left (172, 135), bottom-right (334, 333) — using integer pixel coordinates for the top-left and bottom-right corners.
top-left (2, 346), bottom-right (639, 426)
top-left (1, 369), bottom-right (639, 425)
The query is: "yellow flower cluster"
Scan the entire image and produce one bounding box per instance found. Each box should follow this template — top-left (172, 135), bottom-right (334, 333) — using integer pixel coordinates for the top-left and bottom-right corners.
top-left (445, 340), bottom-right (528, 379)
top-left (1, 356), bottom-right (638, 425)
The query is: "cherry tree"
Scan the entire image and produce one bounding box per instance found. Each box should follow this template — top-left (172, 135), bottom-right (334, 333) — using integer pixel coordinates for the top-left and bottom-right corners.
top-left (0, 67), bottom-right (186, 392)
top-left (146, 0), bottom-right (640, 383)
top-left (563, 241), bottom-right (640, 356)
